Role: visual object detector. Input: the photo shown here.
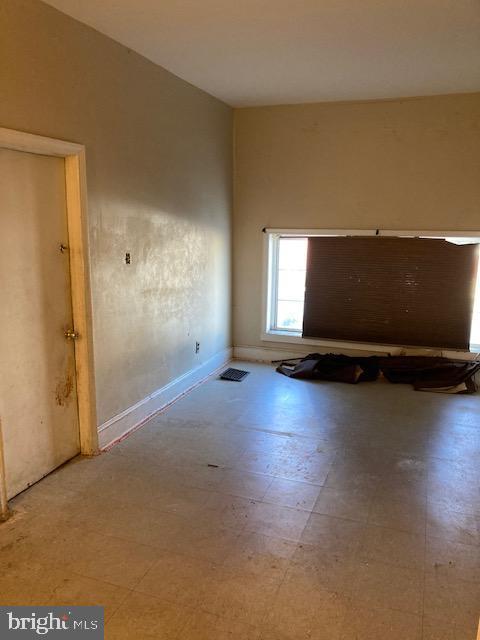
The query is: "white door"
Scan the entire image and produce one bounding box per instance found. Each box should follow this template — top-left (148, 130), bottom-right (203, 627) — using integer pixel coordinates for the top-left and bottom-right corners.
top-left (0, 147), bottom-right (80, 499)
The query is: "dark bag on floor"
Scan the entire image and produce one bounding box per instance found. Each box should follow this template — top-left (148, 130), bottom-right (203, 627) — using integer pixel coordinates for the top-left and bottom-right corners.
top-left (277, 353), bottom-right (379, 384)
top-left (277, 353), bottom-right (480, 394)
top-left (379, 356), bottom-right (480, 393)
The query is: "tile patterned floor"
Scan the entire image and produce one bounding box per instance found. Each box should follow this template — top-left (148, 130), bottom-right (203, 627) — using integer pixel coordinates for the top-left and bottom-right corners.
top-left (1, 360), bottom-right (480, 639)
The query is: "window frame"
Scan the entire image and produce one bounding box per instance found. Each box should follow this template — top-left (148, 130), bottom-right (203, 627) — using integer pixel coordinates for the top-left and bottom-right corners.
top-left (262, 228), bottom-right (480, 356)
top-left (266, 234), bottom-right (309, 333)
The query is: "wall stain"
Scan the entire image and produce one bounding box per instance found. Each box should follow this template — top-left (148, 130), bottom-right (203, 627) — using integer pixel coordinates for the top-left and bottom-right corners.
top-left (55, 373), bottom-right (73, 406)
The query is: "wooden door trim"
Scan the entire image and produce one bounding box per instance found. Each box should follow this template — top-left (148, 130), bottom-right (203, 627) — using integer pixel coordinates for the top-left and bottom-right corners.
top-left (0, 420), bottom-right (10, 520)
top-left (0, 128), bottom-right (99, 493)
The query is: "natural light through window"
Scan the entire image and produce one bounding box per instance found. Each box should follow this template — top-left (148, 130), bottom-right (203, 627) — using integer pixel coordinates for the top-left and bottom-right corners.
top-left (470, 253), bottom-right (480, 351)
top-left (273, 237), bottom-right (308, 331)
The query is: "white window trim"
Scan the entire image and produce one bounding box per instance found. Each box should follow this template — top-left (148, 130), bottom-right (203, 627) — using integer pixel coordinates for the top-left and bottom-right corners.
top-left (262, 227), bottom-right (480, 356)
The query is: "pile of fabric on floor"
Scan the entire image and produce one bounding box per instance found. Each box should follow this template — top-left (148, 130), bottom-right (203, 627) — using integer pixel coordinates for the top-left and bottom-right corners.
top-left (276, 354), bottom-right (480, 394)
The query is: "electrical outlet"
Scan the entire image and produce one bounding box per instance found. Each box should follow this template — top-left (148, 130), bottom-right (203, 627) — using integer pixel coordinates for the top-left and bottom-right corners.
top-left (195, 342), bottom-right (200, 354)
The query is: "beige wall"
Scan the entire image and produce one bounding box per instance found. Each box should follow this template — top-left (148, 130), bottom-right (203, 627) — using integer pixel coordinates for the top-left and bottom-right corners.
top-left (234, 93), bottom-right (480, 351)
top-left (1, 0), bottom-right (232, 426)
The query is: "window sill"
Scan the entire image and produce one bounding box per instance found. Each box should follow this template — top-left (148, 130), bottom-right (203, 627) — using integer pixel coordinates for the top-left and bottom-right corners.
top-left (262, 330), bottom-right (480, 358)
top-left (262, 330), bottom-right (395, 353)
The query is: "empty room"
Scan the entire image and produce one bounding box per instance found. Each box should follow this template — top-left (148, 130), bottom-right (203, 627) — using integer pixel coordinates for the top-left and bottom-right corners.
top-left (1, 0), bottom-right (480, 638)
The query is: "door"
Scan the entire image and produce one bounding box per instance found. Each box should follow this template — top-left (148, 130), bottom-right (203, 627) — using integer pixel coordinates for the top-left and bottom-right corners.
top-left (0, 147), bottom-right (80, 499)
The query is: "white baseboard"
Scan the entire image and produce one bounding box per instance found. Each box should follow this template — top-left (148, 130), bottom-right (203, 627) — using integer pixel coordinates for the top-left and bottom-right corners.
top-left (233, 344), bottom-right (480, 364)
top-left (233, 345), bottom-right (308, 363)
top-left (98, 347), bottom-right (232, 450)
top-left (233, 341), bottom-right (397, 364)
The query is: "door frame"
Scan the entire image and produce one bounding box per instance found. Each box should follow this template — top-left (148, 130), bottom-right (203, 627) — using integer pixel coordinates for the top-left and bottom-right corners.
top-left (0, 127), bottom-right (99, 511)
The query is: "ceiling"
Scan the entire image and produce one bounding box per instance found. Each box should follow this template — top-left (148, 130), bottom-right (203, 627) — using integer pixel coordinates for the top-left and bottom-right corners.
top-left (43, 0), bottom-right (480, 107)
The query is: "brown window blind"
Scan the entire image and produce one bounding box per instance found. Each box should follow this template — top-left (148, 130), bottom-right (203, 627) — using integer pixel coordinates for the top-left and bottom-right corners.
top-left (302, 237), bottom-right (479, 350)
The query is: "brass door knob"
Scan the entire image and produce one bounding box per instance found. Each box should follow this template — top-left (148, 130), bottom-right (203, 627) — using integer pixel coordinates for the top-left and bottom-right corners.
top-left (64, 329), bottom-right (79, 340)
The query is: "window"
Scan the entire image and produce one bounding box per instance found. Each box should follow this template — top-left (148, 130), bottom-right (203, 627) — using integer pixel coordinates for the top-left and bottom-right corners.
top-left (470, 264), bottom-right (480, 351)
top-left (268, 236), bottom-right (307, 332)
top-left (264, 230), bottom-right (480, 352)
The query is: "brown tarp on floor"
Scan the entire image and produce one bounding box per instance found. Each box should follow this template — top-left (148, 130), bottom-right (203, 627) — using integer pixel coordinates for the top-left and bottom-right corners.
top-left (276, 354), bottom-right (480, 393)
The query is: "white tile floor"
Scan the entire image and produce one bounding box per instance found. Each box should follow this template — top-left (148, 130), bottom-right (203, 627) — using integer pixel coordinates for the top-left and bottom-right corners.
top-left (1, 360), bottom-right (480, 639)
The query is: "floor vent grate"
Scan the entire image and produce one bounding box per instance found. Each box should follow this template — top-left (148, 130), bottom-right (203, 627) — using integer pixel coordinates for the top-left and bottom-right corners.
top-left (219, 368), bottom-right (250, 382)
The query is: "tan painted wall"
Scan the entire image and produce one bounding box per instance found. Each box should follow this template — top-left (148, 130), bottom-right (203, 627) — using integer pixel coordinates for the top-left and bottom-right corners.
top-left (0, 0), bottom-right (232, 425)
top-left (234, 94), bottom-right (480, 350)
